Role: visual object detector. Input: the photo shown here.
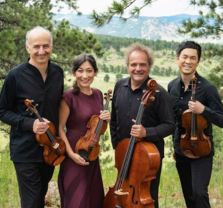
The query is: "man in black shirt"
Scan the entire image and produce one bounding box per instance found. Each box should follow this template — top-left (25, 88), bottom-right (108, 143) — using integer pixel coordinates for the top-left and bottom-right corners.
top-left (168, 41), bottom-right (223, 208)
top-left (0, 26), bottom-right (64, 208)
top-left (110, 43), bottom-right (175, 208)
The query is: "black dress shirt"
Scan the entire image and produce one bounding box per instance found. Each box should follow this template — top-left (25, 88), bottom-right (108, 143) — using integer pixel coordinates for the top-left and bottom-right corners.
top-left (168, 72), bottom-right (223, 156)
top-left (110, 76), bottom-right (175, 158)
top-left (0, 60), bottom-right (64, 162)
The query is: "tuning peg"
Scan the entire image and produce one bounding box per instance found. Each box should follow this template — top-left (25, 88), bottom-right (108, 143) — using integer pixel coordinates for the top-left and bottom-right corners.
top-left (104, 93), bottom-right (107, 95)
top-left (110, 98), bottom-right (113, 101)
top-left (155, 90), bottom-right (160, 93)
top-left (104, 97), bottom-right (107, 99)
top-left (142, 89), bottom-right (147, 93)
top-left (30, 112), bottom-right (33, 116)
top-left (26, 108), bottom-right (29, 111)
top-left (31, 100), bottom-right (34, 102)
top-left (150, 97), bottom-right (155, 102)
top-left (34, 104), bottom-right (38, 108)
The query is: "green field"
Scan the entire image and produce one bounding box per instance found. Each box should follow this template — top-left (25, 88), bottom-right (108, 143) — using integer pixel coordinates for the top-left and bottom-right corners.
top-left (0, 50), bottom-right (222, 207)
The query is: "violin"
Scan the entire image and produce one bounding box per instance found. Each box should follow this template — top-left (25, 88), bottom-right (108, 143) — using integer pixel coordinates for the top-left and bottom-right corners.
top-left (103, 80), bottom-right (160, 208)
top-left (24, 99), bottom-right (66, 166)
top-left (180, 75), bottom-right (211, 158)
top-left (75, 89), bottom-right (112, 162)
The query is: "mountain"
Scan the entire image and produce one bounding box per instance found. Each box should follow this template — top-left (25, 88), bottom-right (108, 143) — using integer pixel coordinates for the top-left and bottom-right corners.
top-left (52, 13), bottom-right (220, 43)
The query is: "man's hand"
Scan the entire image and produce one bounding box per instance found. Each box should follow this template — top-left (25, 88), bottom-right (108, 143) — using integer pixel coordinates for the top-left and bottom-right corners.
top-left (130, 119), bottom-right (147, 138)
top-left (188, 100), bottom-right (205, 114)
top-left (33, 118), bottom-right (50, 134)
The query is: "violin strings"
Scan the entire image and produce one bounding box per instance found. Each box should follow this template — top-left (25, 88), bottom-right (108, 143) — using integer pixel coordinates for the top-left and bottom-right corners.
top-left (36, 112), bottom-right (56, 143)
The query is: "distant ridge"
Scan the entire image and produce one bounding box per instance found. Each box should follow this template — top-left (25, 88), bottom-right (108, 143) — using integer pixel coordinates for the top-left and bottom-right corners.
top-left (53, 13), bottom-right (220, 43)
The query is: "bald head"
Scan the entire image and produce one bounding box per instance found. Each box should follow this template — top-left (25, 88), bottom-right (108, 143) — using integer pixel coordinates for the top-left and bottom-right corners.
top-left (26, 26), bottom-right (53, 46)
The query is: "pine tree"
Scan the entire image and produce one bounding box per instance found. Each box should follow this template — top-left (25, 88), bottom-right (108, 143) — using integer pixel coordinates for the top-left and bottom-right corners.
top-left (0, 0), bottom-right (103, 134)
top-left (0, 0), bottom-right (103, 81)
top-left (177, 0), bottom-right (223, 91)
top-left (90, 0), bottom-right (154, 27)
top-left (104, 74), bottom-right (110, 82)
top-left (116, 73), bottom-right (123, 81)
top-left (91, 1), bottom-right (223, 90)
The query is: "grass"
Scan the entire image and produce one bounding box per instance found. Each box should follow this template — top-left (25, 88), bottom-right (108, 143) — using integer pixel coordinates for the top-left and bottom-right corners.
top-left (1, 130), bottom-right (223, 207)
top-left (0, 49), bottom-right (222, 207)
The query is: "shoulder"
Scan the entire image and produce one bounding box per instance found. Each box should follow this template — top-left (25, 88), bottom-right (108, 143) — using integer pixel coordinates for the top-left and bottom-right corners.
top-left (114, 77), bottom-right (129, 91)
top-left (155, 84), bottom-right (169, 99)
top-left (49, 62), bottom-right (63, 77)
top-left (92, 88), bottom-right (102, 94)
top-left (115, 77), bottom-right (128, 87)
top-left (198, 75), bottom-right (213, 88)
top-left (197, 74), bottom-right (218, 95)
top-left (92, 88), bottom-right (103, 99)
top-left (63, 88), bottom-right (73, 97)
top-left (157, 83), bottom-right (167, 92)
top-left (168, 77), bottom-right (180, 88)
top-left (5, 62), bottom-right (26, 81)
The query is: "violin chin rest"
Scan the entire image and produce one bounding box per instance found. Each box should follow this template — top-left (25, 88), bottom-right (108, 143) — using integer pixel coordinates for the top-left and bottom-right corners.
top-left (78, 149), bottom-right (91, 162)
top-left (53, 156), bottom-right (66, 166)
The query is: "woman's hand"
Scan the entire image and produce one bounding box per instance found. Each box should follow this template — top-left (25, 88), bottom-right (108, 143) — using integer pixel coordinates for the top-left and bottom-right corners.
top-left (99, 110), bottom-right (111, 122)
top-left (69, 152), bottom-right (89, 166)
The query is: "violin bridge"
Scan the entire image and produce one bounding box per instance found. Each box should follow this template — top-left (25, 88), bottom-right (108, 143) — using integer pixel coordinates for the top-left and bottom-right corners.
top-left (191, 137), bottom-right (197, 140)
top-left (114, 189), bottom-right (129, 195)
top-left (53, 143), bottom-right (59, 149)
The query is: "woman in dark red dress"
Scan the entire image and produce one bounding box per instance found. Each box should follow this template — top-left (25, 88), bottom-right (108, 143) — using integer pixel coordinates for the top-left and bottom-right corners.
top-left (58, 54), bottom-right (110, 208)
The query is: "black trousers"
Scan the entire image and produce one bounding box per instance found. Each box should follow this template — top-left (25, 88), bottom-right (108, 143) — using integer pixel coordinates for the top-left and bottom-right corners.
top-left (13, 162), bottom-right (54, 208)
top-left (175, 153), bottom-right (213, 208)
top-left (151, 158), bottom-right (163, 208)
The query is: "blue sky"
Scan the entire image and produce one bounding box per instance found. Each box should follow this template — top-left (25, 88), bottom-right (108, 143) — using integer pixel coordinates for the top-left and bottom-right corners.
top-left (52, 0), bottom-right (205, 17)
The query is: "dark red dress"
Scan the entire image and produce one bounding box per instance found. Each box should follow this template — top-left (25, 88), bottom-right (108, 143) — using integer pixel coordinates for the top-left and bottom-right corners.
top-left (58, 88), bottom-right (104, 208)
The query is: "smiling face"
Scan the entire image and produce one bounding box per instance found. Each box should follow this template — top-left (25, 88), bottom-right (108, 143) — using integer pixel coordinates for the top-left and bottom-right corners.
top-left (176, 48), bottom-right (200, 76)
top-left (72, 61), bottom-right (97, 90)
top-left (128, 50), bottom-right (150, 87)
top-left (26, 30), bottom-right (52, 67)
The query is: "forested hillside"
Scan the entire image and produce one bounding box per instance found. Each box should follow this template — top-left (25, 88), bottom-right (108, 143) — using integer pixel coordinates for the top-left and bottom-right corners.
top-left (96, 35), bottom-right (217, 52)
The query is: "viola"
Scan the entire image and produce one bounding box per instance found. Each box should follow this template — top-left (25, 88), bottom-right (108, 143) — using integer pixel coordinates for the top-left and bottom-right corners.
top-left (75, 89), bottom-right (112, 162)
top-left (24, 99), bottom-right (66, 166)
top-left (180, 75), bottom-right (211, 158)
top-left (103, 80), bottom-right (160, 208)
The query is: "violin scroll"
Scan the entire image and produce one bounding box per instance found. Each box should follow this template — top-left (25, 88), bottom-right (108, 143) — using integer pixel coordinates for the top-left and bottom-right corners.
top-left (104, 89), bottom-right (112, 101)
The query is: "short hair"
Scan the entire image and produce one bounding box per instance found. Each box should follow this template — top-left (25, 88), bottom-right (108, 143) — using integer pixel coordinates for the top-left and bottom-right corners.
top-left (72, 54), bottom-right (98, 95)
top-left (176, 41), bottom-right (202, 60)
top-left (125, 43), bottom-right (154, 68)
top-left (26, 26), bottom-right (53, 46)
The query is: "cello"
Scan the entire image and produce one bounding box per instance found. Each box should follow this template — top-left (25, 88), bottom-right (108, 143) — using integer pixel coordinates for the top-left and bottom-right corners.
top-left (24, 99), bottom-right (66, 166)
top-left (75, 89), bottom-right (112, 162)
top-left (180, 75), bottom-right (211, 158)
top-left (104, 80), bottom-right (160, 208)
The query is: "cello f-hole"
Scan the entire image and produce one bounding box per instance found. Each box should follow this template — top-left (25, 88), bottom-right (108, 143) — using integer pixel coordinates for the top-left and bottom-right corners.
top-left (130, 185), bottom-right (138, 205)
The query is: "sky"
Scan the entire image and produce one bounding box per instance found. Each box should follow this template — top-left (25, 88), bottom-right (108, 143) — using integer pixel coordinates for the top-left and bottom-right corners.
top-left (51, 0), bottom-right (207, 17)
